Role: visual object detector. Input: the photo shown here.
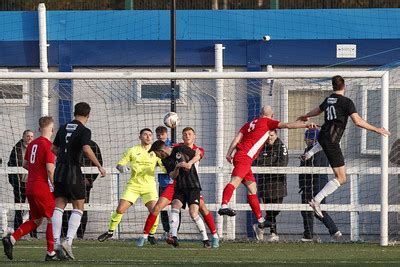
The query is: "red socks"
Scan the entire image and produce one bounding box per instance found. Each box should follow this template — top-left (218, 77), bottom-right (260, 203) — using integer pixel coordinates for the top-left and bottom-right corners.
top-left (247, 194), bottom-right (262, 220)
top-left (222, 183), bottom-right (236, 205)
top-left (46, 222), bottom-right (54, 253)
top-left (12, 220), bottom-right (38, 241)
top-left (143, 213), bottom-right (158, 235)
top-left (203, 212), bottom-right (217, 235)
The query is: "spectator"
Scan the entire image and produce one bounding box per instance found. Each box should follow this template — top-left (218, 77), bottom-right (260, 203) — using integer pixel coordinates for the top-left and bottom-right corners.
top-left (61, 140), bottom-right (103, 239)
top-left (299, 128), bottom-right (341, 242)
top-left (253, 129), bottom-right (288, 242)
top-left (7, 129), bottom-right (37, 238)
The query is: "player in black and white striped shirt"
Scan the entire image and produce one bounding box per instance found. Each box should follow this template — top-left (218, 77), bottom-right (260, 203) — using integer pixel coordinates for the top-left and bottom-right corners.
top-left (297, 75), bottom-right (390, 218)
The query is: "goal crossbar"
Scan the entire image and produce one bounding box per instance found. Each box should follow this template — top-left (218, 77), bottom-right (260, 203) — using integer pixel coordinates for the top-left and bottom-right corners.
top-left (0, 71), bottom-right (387, 80)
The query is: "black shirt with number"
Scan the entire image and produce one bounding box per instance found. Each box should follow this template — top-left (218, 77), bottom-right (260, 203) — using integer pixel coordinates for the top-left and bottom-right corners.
top-left (53, 120), bottom-right (91, 183)
top-left (319, 93), bottom-right (357, 144)
top-left (162, 145), bottom-right (202, 190)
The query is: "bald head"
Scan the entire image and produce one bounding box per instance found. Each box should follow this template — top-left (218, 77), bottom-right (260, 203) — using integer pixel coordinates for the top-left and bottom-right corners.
top-left (261, 105), bottom-right (274, 118)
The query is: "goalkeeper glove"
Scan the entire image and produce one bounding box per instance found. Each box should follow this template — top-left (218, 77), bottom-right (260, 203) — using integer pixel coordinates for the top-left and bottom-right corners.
top-left (116, 165), bottom-right (131, 173)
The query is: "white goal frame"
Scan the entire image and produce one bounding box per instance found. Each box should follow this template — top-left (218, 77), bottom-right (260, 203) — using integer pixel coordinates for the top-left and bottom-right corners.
top-left (0, 70), bottom-right (391, 246)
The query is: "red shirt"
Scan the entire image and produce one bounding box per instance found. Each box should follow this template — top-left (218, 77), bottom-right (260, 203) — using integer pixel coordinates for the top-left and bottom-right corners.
top-left (236, 117), bottom-right (280, 160)
top-left (175, 143), bottom-right (205, 158)
top-left (24, 136), bottom-right (55, 195)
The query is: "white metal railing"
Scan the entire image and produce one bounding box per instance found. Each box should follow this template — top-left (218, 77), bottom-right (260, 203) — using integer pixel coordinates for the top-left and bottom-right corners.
top-left (2, 165), bottom-right (398, 243)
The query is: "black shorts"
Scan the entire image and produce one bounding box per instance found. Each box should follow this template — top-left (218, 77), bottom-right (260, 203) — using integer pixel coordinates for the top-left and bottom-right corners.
top-left (55, 163), bottom-right (83, 184)
top-left (54, 181), bottom-right (86, 200)
top-left (318, 138), bottom-right (345, 168)
top-left (173, 188), bottom-right (201, 207)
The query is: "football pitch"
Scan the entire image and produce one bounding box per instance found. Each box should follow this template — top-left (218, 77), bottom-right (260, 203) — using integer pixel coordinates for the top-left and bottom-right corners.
top-left (1, 240), bottom-right (400, 266)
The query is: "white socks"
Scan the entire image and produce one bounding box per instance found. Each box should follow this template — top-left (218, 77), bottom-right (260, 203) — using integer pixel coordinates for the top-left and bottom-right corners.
top-left (169, 208), bottom-right (180, 237)
top-left (193, 215), bottom-right (208, 241)
top-left (52, 207), bottom-right (64, 246)
top-left (66, 209), bottom-right (83, 246)
top-left (314, 178), bottom-right (341, 203)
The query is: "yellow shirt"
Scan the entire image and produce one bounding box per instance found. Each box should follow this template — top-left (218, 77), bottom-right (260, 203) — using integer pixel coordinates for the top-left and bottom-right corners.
top-left (117, 144), bottom-right (164, 186)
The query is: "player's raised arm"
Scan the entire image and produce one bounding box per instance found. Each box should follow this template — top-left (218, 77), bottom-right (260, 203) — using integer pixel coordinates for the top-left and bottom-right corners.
top-left (350, 113), bottom-right (390, 137)
top-left (278, 120), bottom-right (318, 130)
top-left (297, 107), bottom-right (323, 121)
top-left (226, 132), bottom-right (243, 163)
top-left (83, 145), bottom-right (106, 177)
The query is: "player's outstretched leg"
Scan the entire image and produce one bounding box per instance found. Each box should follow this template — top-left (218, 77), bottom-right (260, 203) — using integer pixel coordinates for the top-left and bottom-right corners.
top-left (98, 211), bottom-right (122, 242)
top-left (2, 219), bottom-right (40, 260)
top-left (99, 199), bottom-right (131, 242)
top-left (310, 171), bottom-right (343, 219)
top-left (218, 182), bottom-right (237, 216)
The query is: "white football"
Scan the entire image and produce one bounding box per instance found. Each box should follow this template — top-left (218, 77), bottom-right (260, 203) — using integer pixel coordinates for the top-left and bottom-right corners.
top-left (163, 112), bottom-right (180, 128)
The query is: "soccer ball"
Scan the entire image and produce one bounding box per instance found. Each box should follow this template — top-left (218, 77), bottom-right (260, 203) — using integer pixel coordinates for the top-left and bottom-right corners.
top-left (163, 112), bottom-right (180, 128)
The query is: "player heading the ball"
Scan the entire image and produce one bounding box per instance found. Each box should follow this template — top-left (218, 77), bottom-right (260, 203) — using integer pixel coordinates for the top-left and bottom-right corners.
top-left (297, 75), bottom-right (390, 218)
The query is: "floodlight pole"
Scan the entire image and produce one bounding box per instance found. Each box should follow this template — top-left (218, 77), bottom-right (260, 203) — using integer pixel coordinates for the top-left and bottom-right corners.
top-left (170, 0), bottom-right (177, 143)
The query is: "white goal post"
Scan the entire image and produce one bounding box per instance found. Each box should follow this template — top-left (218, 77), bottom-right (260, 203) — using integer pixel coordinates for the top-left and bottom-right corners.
top-left (0, 70), bottom-right (391, 246)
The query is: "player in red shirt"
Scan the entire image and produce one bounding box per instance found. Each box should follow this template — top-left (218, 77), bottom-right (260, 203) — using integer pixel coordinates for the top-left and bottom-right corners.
top-left (218, 106), bottom-right (316, 229)
top-left (2, 116), bottom-right (57, 261)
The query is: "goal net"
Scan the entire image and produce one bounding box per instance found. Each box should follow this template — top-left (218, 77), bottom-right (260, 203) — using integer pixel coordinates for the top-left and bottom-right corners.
top-left (0, 70), bottom-right (397, 246)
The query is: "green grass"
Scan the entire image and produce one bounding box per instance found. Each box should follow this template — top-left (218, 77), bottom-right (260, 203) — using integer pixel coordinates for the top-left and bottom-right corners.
top-left (1, 240), bottom-right (400, 266)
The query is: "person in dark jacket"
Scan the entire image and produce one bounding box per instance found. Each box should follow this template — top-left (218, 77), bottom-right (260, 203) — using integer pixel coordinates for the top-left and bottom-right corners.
top-left (61, 140), bottom-right (103, 239)
top-left (7, 129), bottom-right (37, 238)
top-left (253, 129), bottom-right (288, 242)
top-left (299, 128), bottom-right (341, 242)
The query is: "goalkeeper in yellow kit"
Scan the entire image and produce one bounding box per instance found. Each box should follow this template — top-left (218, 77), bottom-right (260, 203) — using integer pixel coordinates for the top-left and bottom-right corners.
top-left (98, 128), bottom-right (164, 244)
